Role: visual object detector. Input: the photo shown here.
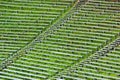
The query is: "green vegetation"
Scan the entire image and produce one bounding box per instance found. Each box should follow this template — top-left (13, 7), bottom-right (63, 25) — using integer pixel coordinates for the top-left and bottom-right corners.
top-left (0, 0), bottom-right (75, 65)
top-left (0, 0), bottom-right (119, 80)
top-left (59, 42), bottom-right (120, 80)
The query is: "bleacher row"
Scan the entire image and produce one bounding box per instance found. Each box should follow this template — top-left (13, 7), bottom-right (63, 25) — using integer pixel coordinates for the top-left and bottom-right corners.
top-left (0, 0), bottom-right (120, 80)
top-left (0, 0), bottom-right (75, 63)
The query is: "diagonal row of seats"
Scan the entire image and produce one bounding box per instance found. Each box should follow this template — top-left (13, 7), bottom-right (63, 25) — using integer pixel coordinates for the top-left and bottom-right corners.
top-left (0, 0), bottom-right (76, 63)
top-left (0, 0), bottom-right (119, 79)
